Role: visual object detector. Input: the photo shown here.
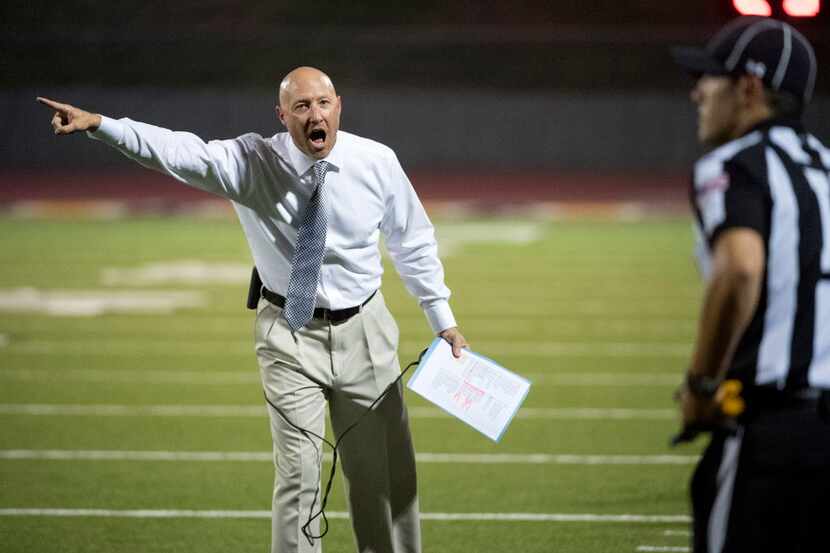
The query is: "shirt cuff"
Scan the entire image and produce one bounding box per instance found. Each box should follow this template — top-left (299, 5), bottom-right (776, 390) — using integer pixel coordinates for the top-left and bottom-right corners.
top-left (423, 300), bottom-right (457, 334)
top-left (87, 115), bottom-right (123, 144)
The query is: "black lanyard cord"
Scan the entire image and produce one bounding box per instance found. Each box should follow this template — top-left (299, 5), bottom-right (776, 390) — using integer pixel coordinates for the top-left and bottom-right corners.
top-left (263, 347), bottom-right (429, 546)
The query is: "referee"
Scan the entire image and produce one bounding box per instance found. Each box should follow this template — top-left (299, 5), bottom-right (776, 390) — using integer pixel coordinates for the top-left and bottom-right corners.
top-left (673, 16), bottom-right (830, 553)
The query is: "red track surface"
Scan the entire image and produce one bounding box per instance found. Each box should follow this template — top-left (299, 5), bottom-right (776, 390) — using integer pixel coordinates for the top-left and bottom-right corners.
top-left (0, 169), bottom-right (688, 211)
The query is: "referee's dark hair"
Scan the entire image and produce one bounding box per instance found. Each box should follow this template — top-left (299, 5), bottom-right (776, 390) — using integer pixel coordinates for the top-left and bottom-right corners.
top-left (763, 87), bottom-right (804, 119)
top-left (718, 77), bottom-right (805, 120)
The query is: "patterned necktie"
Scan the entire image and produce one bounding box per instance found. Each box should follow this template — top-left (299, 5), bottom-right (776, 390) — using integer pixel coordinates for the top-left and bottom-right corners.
top-left (283, 161), bottom-right (330, 331)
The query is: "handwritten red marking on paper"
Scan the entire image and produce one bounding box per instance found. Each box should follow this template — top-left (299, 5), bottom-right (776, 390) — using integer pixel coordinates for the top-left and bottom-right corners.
top-left (453, 381), bottom-right (486, 411)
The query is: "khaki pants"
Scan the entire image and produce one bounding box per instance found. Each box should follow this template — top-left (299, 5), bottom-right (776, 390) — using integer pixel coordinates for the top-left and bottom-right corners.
top-left (255, 291), bottom-right (421, 553)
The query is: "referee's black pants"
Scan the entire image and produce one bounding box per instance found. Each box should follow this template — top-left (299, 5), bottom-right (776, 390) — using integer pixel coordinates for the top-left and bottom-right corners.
top-left (690, 399), bottom-right (830, 553)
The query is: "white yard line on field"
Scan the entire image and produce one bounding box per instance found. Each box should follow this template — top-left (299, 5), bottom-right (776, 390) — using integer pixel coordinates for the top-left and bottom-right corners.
top-left (100, 261), bottom-right (250, 286)
top-left (637, 547), bottom-right (690, 552)
top-left (392, 315), bottom-right (697, 329)
top-left (6, 340), bottom-right (691, 358)
top-left (0, 508), bottom-right (690, 524)
top-left (0, 449), bottom-right (699, 465)
top-left (409, 407), bottom-right (676, 420)
top-left (0, 368), bottom-right (680, 387)
top-left (435, 221), bottom-right (546, 258)
top-left (525, 373), bottom-right (680, 386)
top-left (0, 404), bottom-right (676, 420)
top-left (466, 342), bottom-right (690, 357)
top-left (0, 368), bottom-right (259, 384)
top-left (662, 530), bottom-right (691, 536)
top-left (0, 403), bottom-right (266, 417)
top-left (0, 288), bottom-right (206, 317)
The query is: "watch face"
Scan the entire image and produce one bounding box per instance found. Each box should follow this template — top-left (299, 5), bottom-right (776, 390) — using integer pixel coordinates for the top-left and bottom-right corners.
top-left (686, 373), bottom-right (721, 398)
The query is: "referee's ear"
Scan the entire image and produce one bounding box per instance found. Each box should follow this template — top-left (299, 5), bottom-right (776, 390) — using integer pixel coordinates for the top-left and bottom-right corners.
top-left (737, 74), bottom-right (768, 110)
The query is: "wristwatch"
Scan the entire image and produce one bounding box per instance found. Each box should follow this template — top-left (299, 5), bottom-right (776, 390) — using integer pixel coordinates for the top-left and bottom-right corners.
top-left (685, 372), bottom-right (721, 398)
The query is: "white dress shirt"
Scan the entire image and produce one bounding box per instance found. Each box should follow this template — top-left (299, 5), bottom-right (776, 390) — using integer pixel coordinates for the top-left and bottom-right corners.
top-left (89, 116), bottom-right (456, 332)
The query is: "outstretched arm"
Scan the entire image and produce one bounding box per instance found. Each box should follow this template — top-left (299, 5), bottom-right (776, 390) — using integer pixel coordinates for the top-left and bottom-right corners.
top-left (36, 97), bottom-right (252, 203)
top-left (37, 97), bottom-right (102, 135)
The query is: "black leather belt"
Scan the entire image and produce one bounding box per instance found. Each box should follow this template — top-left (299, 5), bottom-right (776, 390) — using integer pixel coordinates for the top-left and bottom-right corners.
top-left (261, 288), bottom-right (376, 323)
top-left (746, 385), bottom-right (827, 408)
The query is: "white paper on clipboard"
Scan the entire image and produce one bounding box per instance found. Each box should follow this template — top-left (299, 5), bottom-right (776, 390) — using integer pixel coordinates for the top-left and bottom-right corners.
top-left (406, 338), bottom-right (531, 442)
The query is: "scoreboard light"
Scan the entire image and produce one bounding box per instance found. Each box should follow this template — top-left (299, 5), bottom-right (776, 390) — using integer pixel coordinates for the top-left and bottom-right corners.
top-left (733, 0), bottom-right (822, 17)
top-left (733, 0), bottom-right (773, 15)
top-left (782, 0), bottom-right (821, 16)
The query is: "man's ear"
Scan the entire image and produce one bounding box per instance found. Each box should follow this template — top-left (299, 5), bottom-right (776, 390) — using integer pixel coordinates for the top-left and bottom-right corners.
top-left (276, 105), bottom-right (286, 127)
top-left (738, 74), bottom-right (767, 107)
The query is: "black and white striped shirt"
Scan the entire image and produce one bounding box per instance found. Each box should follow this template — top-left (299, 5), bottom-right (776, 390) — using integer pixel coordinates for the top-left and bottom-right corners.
top-left (692, 118), bottom-right (830, 390)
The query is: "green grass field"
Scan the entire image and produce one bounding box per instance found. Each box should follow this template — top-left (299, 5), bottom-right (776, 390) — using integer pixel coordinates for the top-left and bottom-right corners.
top-left (0, 214), bottom-right (705, 553)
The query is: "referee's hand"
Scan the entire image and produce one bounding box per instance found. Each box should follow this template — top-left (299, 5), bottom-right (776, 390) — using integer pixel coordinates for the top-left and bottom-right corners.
top-left (677, 385), bottom-right (722, 428)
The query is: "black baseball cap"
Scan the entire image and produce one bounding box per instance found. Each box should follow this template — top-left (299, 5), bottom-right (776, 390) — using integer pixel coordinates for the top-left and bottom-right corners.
top-left (672, 16), bottom-right (817, 105)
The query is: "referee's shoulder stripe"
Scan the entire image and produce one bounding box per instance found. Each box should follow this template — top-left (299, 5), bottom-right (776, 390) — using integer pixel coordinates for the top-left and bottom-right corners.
top-left (769, 127), bottom-right (812, 165)
top-left (807, 134), bottom-right (830, 170)
top-left (694, 131), bottom-right (764, 191)
top-left (693, 132), bottom-right (765, 236)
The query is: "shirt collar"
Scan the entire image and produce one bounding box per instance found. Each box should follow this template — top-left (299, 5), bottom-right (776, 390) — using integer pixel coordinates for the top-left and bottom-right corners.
top-left (285, 131), bottom-right (343, 178)
top-left (745, 116), bottom-right (805, 136)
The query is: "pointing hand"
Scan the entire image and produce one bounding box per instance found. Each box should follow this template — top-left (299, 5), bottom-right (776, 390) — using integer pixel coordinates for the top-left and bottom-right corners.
top-left (36, 97), bottom-right (102, 135)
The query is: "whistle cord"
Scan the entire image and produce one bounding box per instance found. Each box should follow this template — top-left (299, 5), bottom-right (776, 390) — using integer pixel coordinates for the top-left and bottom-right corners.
top-left (263, 347), bottom-right (429, 545)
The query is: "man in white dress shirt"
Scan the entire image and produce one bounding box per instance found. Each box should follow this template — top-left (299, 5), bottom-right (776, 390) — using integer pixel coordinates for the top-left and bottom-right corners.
top-left (38, 66), bottom-right (467, 553)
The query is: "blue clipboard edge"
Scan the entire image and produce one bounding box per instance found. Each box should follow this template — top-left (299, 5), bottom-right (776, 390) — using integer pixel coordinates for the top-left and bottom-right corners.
top-left (406, 337), bottom-right (533, 442)
top-left (494, 377), bottom-right (532, 442)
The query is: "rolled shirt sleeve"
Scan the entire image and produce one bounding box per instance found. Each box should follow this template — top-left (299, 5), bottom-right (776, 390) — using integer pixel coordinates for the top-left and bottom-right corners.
top-left (380, 152), bottom-right (457, 333)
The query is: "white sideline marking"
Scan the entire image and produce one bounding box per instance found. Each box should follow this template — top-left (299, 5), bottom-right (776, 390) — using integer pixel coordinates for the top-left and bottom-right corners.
top-left (0, 508), bottom-right (690, 524)
top-left (0, 368), bottom-right (259, 385)
top-left (101, 260), bottom-right (251, 286)
top-left (527, 373), bottom-right (680, 386)
top-left (0, 404), bottom-right (675, 420)
top-left (663, 530), bottom-right (691, 536)
top-left (417, 452), bottom-right (695, 464)
top-left (0, 404), bottom-right (265, 417)
top-left (394, 315), bottom-right (697, 332)
top-left (637, 547), bottom-right (690, 552)
top-left (0, 288), bottom-right (205, 317)
top-left (476, 342), bottom-right (689, 357)
top-left (435, 222), bottom-right (544, 257)
top-left (410, 407), bottom-right (676, 420)
top-left (0, 368), bottom-right (680, 387)
top-left (0, 450), bottom-right (699, 465)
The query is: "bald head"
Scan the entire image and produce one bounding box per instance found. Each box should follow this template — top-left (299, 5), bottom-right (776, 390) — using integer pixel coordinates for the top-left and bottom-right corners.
top-left (276, 66), bottom-right (342, 160)
top-left (279, 67), bottom-right (337, 109)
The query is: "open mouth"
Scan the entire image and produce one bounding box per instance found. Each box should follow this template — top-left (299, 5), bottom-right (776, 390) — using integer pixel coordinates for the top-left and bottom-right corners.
top-left (309, 129), bottom-right (326, 147)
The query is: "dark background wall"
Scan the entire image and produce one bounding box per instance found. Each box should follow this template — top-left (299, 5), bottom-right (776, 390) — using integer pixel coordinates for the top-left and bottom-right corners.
top-left (5, 87), bottom-right (830, 171)
top-left (3, 1), bottom-right (829, 172)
